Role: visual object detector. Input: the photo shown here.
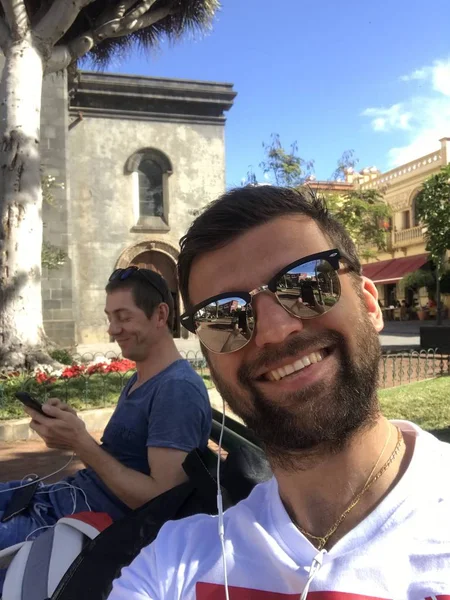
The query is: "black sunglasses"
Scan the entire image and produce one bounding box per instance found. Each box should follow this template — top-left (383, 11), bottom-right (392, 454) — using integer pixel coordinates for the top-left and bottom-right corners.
top-left (109, 267), bottom-right (167, 302)
top-left (181, 249), bottom-right (355, 354)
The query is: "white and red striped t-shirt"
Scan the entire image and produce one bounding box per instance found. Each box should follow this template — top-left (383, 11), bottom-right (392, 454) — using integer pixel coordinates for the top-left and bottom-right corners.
top-left (109, 421), bottom-right (450, 600)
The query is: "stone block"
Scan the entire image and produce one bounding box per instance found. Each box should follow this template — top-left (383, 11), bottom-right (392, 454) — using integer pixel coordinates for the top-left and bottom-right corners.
top-left (59, 233), bottom-right (72, 245)
top-left (49, 278), bottom-right (62, 289)
top-left (46, 299), bottom-right (62, 309)
top-left (44, 320), bottom-right (76, 346)
top-left (44, 125), bottom-right (56, 139)
top-left (43, 309), bottom-right (54, 321)
top-left (51, 288), bottom-right (62, 299)
top-left (13, 422), bottom-right (31, 441)
top-left (61, 299), bottom-right (74, 310)
top-left (56, 309), bottom-right (74, 320)
top-left (41, 277), bottom-right (51, 290)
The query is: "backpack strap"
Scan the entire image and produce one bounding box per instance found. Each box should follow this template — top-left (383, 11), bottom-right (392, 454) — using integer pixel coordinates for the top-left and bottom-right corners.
top-left (2, 513), bottom-right (112, 600)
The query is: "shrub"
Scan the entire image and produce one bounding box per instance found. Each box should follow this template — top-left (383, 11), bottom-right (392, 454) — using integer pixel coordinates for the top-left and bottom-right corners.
top-left (50, 349), bottom-right (74, 365)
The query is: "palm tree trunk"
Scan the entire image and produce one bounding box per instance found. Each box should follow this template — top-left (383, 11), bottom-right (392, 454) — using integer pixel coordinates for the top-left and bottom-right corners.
top-left (0, 38), bottom-right (47, 367)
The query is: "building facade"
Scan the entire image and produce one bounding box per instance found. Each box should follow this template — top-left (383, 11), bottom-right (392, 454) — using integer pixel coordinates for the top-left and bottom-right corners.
top-left (357, 138), bottom-right (449, 309)
top-left (39, 70), bottom-right (235, 346)
top-left (310, 138), bottom-right (450, 312)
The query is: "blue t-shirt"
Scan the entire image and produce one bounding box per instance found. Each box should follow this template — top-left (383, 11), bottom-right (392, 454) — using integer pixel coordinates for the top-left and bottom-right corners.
top-left (67, 359), bottom-right (211, 520)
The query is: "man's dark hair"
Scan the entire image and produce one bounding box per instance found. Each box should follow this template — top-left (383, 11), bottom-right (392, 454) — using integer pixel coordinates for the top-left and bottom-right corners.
top-left (178, 185), bottom-right (362, 308)
top-left (106, 269), bottom-right (174, 330)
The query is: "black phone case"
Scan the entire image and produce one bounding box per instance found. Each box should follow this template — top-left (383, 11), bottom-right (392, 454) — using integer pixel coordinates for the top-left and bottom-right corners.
top-left (15, 391), bottom-right (47, 416)
top-left (1, 477), bottom-right (40, 522)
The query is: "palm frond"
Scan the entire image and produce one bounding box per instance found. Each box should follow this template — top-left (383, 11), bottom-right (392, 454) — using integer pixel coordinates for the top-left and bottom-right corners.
top-left (0, 0), bottom-right (219, 68)
top-left (71, 0), bottom-right (220, 68)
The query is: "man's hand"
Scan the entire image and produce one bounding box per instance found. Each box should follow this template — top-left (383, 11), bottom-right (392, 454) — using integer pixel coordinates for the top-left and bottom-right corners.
top-left (26, 398), bottom-right (93, 452)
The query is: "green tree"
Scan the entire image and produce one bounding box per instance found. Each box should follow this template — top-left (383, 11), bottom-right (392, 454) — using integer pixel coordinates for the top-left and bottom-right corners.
top-left (260, 133), bottom-right (314, 186)
top-left (325, 189), bottom-right (391, 256)
top-left (248, 137), bottom-right (390, 255)
top-left (0, 0), bottom-right (219, 367)
top-left (415, 164), bottom-right (450, 325)
top-left (331, 149), bottom-right (359, 181)
top-left (241, 166), bottom-right (258, 186)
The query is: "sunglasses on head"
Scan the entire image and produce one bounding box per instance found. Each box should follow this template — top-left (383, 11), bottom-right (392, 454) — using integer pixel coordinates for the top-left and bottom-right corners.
top-left (109, 267), bottom-right (167, 301)
top-left (181, 249), bottom-right (356, 354)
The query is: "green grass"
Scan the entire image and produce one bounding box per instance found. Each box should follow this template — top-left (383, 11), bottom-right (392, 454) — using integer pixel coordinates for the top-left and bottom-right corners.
top-left (379, 376), bottom-right (450, 442)
top-left (0, 371), bottom-right (214, 420)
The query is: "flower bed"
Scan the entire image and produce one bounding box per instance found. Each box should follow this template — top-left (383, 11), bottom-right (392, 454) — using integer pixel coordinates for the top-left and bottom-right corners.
top-left (0, 358), bottom-right (136, 420)
top-left (0, 356), bottom-right (213, 420)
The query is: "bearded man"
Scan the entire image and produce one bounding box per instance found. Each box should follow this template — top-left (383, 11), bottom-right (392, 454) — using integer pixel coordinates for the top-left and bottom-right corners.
top-left (109, 186), bottom-right (450, 600)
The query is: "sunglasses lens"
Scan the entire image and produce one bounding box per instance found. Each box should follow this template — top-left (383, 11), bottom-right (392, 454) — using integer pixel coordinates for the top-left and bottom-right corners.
top-left (119, 267), bottom-right (137, 281)
top-left (193, 297), bottom-right (254, 353)
top-left (275, 259), bottom-right (340, 318)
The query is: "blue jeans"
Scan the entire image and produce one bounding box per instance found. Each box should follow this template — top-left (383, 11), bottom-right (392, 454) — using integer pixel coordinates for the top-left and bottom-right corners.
top-left (0, 479), bottom-right (91, 592)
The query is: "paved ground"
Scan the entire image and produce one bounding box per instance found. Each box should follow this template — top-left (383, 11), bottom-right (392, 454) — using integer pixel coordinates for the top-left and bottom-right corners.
top-left (380, 318), bottom-right (450, 350)
top-left (1, 433), bottom-right (103, 483)
top-left (1, 435), bottom-right (226, 483)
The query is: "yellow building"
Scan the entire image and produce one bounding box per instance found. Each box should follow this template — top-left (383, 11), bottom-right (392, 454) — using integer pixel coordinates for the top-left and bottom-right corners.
top-left (357, 137), bottom-right (449, 310)
top-left (310, 137), bottom-right (450, 312)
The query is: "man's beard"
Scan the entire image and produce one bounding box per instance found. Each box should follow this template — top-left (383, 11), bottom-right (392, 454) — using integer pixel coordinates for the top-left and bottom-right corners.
top-left (207, 313), bottom-right (381, 469)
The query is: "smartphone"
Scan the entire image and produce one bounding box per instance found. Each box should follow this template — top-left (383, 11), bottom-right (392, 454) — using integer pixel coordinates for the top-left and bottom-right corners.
top-left (15, 391), bottom-right (50, 417)
top-left (1, 476), bottom-right (40, 522)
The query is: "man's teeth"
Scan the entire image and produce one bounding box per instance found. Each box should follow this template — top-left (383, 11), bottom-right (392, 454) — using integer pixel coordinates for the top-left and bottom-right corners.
top-left (266, 351), bottom-right (325, 381)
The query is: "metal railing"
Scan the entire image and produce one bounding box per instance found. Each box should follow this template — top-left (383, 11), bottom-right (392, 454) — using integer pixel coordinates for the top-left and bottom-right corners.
top-left (0, 350), bottom-right (448, 420)
top-left (393, 225), bottom-right (423, 246)
top-left (379, 349), bottom-right (449, 389)
top-left (360, 151), bottom-right (442, 190)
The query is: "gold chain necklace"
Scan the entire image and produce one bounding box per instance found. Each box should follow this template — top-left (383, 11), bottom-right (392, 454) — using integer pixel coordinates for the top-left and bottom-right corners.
top-left (293, 426), bottom-right (403, 550)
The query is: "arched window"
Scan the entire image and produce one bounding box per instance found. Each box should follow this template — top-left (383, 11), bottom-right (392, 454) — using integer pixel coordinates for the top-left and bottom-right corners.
top-left (138, 158), bottom-right (163, 217)
top-left (125, 148), bottom-right (173, 231)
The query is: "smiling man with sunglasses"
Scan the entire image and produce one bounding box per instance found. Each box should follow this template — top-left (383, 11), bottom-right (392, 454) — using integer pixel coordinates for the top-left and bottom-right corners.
top-left (109, 186), bottom-right (450, 600)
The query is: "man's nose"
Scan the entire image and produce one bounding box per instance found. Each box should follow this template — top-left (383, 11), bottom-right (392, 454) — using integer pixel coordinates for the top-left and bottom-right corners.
top-left (252, 292), bottom-right (304, 348)
top-left (108, 321), bottom-right (122, 336)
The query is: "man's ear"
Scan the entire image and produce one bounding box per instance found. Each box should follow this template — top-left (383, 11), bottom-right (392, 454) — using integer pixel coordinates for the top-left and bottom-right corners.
top-left (156, 303), bottom-right (170, 329)
top-left (361, 276), bottom-right (384, 332)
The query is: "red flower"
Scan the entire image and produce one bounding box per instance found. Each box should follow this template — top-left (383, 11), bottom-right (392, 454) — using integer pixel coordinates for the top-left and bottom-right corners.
top-left (61, 364), bottom-right (85, 379)
top-left (35, 370), bottom-right (57, 385)
top-left (105, 359), bottom-right (135, 373)
top-left (86, 362), bottom-right (108, 375)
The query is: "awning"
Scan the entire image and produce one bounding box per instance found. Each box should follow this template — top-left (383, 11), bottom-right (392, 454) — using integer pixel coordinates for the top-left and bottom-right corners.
top-left (362, 254), bottom-right (429, 284)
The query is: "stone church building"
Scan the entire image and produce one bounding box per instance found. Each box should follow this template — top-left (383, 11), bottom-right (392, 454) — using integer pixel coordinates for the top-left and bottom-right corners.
top-left (38, 70), bottom-right (236, 346)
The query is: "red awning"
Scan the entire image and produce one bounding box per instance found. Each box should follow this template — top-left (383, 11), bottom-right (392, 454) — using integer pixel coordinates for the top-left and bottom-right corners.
top-left (362, 254), bottom-right (429, 284)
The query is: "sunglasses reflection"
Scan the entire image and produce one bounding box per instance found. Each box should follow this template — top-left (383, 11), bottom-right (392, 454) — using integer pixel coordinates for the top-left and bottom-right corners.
top-left (196, 308), bottom-right (253, 352)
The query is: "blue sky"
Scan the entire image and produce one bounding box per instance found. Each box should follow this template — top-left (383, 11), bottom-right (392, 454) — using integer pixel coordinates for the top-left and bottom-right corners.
top-left (98, 0), bottom-right (450, 186)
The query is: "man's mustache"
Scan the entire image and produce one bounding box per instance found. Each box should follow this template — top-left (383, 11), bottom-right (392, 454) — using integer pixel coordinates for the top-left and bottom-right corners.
top-left (238, 330), bottom-right (344, 382)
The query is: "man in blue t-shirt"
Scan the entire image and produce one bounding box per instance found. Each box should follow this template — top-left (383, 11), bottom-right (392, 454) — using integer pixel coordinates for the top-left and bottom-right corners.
top-left (0, 268), bottom-right (211, 550)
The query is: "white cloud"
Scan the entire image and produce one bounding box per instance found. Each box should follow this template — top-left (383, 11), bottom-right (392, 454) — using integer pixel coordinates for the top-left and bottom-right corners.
top-left (431, 60), bottom-right (450, 96)
top-left (387, 96), bottom-right (450, 165)
top-left (363, 57), bottom-right (450, 167)
top-left (400, 68), bottom-right (428, 82)
top-left (362, 104), bottom-right (412, 132)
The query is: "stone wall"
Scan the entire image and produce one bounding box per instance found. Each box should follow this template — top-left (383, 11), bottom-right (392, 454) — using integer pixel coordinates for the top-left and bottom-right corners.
top-left (40, 71), bottom-right (76, 346)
